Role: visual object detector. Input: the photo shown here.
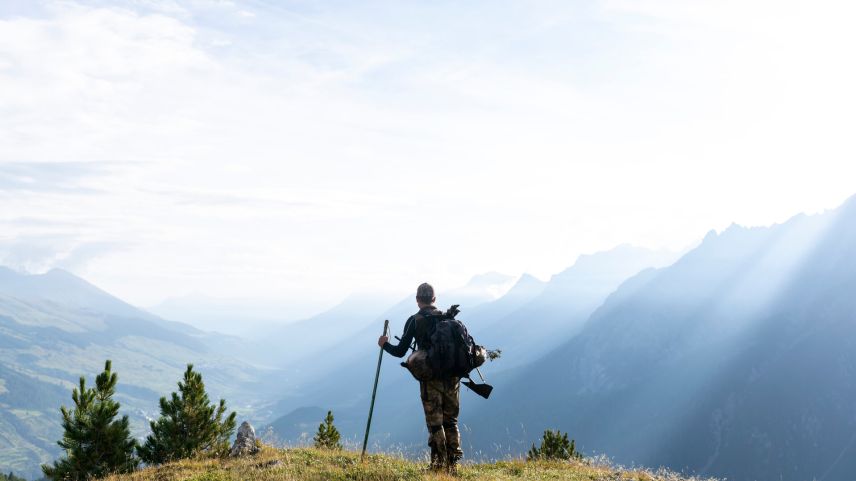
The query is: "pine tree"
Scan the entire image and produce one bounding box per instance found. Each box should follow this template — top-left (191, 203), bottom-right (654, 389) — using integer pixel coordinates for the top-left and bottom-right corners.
top-left (527, 429), bottom-right (582, 461)
top-left (313, 411), bottom-right (342, 449)
top-left (1, 471), bottom-right (27, 481)
top-left (137, 364), bottom-right (237, 464)
top-left (41, 360), bottom-right (138, 481)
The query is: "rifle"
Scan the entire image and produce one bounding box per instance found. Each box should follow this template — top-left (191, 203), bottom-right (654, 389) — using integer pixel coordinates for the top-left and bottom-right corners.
top-left (446, 304), bottom-right (494, 398)
top-left (463, 367), bottom-right (493, 399)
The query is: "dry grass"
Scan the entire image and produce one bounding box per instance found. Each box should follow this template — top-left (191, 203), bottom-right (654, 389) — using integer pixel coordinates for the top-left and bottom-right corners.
top-left (101, 446), bottom-right (714, 481)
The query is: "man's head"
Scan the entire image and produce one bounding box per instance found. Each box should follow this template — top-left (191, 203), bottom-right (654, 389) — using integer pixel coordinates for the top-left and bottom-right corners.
top-left (416, 282), bottom-right (435, 307)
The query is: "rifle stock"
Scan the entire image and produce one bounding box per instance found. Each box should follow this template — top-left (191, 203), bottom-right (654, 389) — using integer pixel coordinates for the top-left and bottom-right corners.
top-left (462, 379), bottom-right (493, 399)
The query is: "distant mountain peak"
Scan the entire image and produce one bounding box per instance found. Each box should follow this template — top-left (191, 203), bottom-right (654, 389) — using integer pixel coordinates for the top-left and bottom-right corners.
top-left (516, 272), bottom-right (544, 285)
top-left (837, 192), bottom-right (856, 214)
top-left (501, 273), bottom-right (547, 300)
top-left (551, 244), bottom-right (677, 282)
top-left (0, 264), bottom-right (187, 331)
top-left (44, 267), bottom-right (86, 281)
top-left (0, 265), bottom-right (20, 277)
top-left (0, 265), bottom-right (91, 285)
top-left (440, 272), bottom-right (517, 306)
top-left (702, 229), bottom-right (719, 242)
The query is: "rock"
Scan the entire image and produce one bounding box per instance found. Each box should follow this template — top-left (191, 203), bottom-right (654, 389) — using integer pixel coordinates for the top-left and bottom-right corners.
top-left (230, 421), bottom-right (260, 456)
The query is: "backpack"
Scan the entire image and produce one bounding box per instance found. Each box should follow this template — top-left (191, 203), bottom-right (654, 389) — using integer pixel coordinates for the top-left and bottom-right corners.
top-left (404, 305), bottom-right (486, 381)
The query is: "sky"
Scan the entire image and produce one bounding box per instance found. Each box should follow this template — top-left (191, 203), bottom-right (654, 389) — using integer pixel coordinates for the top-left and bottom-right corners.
top-left (1, 0), bottom-right (855, 311)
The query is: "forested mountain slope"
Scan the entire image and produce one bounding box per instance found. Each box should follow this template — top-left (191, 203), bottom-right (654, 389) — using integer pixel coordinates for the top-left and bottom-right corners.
top-left (0, 269), bottom-right (277, 479)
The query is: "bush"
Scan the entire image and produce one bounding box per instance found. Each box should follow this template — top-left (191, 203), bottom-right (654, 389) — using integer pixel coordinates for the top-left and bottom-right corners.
top-left (313, 411), bottom-right (342, 449)
top-left (527, 429), bottom-right (582, 461)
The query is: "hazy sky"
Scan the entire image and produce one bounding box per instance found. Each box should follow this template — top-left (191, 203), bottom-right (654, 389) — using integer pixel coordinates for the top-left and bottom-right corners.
top-left (1, 0), bottom-right (855, 308)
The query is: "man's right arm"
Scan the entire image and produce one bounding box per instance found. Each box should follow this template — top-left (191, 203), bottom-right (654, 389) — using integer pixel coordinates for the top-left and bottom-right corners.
top-left (381, 317), bottom-right (415, 358)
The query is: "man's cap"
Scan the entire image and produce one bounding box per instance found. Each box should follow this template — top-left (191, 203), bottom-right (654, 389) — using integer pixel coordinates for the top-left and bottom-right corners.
top-left (416, 282), bottom-right (435, 299)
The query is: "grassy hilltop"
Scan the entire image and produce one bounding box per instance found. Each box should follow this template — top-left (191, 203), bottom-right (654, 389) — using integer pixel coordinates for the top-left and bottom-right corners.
top-left (101, 446), bottom-right (713, 481)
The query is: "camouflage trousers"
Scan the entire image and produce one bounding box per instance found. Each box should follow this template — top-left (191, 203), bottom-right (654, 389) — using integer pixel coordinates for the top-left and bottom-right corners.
top-left (420, 377), bottom-right (462, 464)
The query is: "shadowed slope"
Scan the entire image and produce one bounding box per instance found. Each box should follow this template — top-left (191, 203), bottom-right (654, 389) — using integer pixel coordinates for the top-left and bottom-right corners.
top-left (469, 196), bottom-right (856, 481)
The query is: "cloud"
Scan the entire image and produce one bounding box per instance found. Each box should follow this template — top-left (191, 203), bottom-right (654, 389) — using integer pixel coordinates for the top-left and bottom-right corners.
top-left (0, 3), bottom-right (217, 164)
top-left (0, 161), bottom-right (121, 194)
top-left (139, 187), bottom-right (319, 209)
top-left (0, 233), bottom-right (126, 273)
top-left (54, 240), bottom-right (130, 272)
top-left (0, 235), bottom-right (73, 272)
top-left (0, 216), bottom-right (89, 228)
top-left (0, 1), bottom-right (854, 307)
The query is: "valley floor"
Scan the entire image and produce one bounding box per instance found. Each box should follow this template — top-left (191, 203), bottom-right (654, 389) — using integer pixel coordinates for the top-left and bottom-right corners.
top-left (101, 446), bottom-right (715, 481)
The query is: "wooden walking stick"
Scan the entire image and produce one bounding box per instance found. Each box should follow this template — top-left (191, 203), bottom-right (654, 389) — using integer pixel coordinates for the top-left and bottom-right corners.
top-left (361, 319), bottom-right (389, 461)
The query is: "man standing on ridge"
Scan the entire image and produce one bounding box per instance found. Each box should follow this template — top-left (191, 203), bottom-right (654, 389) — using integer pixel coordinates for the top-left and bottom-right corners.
top-left (377, 282), bottom-right (463, 473)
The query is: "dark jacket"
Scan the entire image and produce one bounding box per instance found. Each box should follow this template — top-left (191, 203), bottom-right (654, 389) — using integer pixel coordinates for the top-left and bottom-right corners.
top-left (382, 306), bottom-right (442, 358)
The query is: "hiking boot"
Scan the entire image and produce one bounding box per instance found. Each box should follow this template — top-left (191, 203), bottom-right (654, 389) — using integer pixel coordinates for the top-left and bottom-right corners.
top-left (447, 454), bottom-right (461, 476)
top-left (429, 446), bottom-right (445, 471)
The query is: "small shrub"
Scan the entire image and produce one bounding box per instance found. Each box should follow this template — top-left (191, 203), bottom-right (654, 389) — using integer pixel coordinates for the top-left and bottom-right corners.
top-left (527, 429), bottom-right (582, 461)
top-left (313, 411), bottom-right (342, 449)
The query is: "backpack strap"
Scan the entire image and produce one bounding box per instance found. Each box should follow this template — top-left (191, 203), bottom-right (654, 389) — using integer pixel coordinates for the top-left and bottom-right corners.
top-left (414, 309), bottom-right (443, 349)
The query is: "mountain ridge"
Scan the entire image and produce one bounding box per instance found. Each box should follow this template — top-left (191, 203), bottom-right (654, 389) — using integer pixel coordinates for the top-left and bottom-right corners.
top-left (466, 194), bottom-right (856, 481)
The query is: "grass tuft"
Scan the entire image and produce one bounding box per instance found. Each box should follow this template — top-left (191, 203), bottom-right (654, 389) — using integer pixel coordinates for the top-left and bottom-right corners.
top-left (100, 446), bottom-right (717, 481)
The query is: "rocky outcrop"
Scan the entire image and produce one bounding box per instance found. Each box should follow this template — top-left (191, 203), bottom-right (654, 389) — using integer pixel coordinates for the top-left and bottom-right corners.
top-left (230, 421), bottom-right (260, 456)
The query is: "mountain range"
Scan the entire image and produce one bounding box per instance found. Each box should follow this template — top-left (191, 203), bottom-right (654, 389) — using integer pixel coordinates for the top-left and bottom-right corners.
top-left (3, 196), bottom-right (856, 480)
top-left (0, 264), bottom-right (520, 478)
top-left (470, 197), bottom-right (856, 480)
top-left (263, 196), bottom-right (856, 481)
top-left (259, 244), bottom-right (681, 461)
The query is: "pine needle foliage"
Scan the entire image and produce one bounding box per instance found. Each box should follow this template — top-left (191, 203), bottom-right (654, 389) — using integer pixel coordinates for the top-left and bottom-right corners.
top-left (41, 360), bottom-right (138, 481)
top-left (0, 472), bottom-right (26, 481)
top-left (527, 429), bottom-right (582, 461)
top-left (313, 411), bottom-right (342, 449)
top-left (137, 364), bottom-right (237, 465)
